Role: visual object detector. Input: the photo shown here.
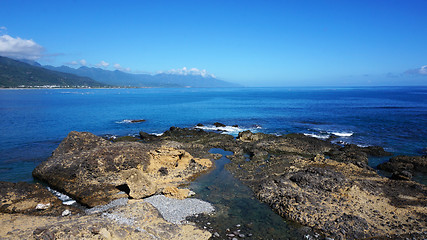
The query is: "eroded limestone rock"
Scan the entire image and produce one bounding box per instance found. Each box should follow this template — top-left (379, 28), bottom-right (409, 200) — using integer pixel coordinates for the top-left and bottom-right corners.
top-left (33, 131), bottom-right (212, 207)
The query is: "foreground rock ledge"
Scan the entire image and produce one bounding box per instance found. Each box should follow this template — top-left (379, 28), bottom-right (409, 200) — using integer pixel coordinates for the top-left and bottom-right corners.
top-left (29, 127), bottom-right (427, 239)
top-left (32, 131), bottom-right (212, 207)
top-left (0, 199), bottom-right (210, 240)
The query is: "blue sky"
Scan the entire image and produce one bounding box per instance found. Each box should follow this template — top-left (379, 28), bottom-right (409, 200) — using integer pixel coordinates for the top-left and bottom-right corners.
top-left (1, 0), bottom-right (426, 86)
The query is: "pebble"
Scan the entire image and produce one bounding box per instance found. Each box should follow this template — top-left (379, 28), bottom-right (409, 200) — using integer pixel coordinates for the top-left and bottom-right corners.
top-left (145, 195), bottom-right (214, 224)
top-left (35, 203), bottom-right (51, 210)
top-left (85, 198), bottom-right (128, 214)
top-left (236, 224), bottom-right (241, 227)
top-left (61, 209), bottom-right (71, 216)
top-left (238, 234), bottom-right (245, 238)
top-left (214, 232), bottom-right (220, 237)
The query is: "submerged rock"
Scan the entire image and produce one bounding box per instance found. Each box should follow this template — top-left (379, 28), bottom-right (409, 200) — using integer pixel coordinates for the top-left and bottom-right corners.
top-left (32, 131), bottom-right (212, 207)
top-left (213, 122), bottom-right (226, 127)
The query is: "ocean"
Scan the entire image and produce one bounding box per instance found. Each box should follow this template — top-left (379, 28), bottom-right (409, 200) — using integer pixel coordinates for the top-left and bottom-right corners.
top-left (1, 86), bottom-right (426, 183)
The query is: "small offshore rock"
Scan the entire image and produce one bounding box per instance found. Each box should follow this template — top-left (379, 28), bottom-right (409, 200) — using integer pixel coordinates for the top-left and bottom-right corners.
top-left (213, 122), bottom-right (226, 127)
top-left (130, 119), bottom-right (145, 123)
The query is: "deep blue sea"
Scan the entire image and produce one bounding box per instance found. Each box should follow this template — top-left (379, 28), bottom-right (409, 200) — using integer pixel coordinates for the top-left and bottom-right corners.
top-left (1, 87), bottom-right (427, 182)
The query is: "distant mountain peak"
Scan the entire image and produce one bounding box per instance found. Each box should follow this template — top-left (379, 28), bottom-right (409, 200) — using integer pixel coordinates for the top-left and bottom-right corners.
top-left (161, 67), bottom-right (216, 78)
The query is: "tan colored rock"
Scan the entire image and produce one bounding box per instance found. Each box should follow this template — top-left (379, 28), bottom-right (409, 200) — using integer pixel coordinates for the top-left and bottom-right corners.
top-left (0, 200), bottom-right (211, 240)
top-left (33, 132), bottom-right (213, 207)
top-left (0, 181), bottom-right (80, 216)
top-left (162, 187), bottom-right (190, 200)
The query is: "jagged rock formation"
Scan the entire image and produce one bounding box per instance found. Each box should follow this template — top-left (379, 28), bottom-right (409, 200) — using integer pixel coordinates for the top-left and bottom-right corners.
top-left (378, 155), bottom-right (427, 180)
top-left (20, 126), bottom-right (427, 239)
top-left (32, 131), bottom-right (212, 207)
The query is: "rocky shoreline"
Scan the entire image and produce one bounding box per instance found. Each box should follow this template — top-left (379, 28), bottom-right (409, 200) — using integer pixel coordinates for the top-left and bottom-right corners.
top-left (1, 125), bottom-right (426, 239)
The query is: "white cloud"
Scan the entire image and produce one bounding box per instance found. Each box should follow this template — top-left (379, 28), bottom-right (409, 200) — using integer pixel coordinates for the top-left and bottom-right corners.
top-left (67, 59), bottom-right (86, 66)
top-left (0, 26), bottom-right (6, 30)
top-left (113, 63), bottom-right (130, 72)
top-left (96, 60), bottom-right (109, 68)
top-left (0, 34), bottom-right (44, 60)
top-left (163, 67), bottom-right (216, 78)
top-left (404, 65), bottom-right (427, 76)
top-left (419, 65), bottom-right (427, 75)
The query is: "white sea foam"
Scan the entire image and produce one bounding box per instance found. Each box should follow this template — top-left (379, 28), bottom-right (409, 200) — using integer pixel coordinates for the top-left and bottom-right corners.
top-left (63, 200), bottom-right (77, 205)
top-left (116, 119), bottom-right (133, 124)
top-left (194, 124), bottom-right (261, 136)
top-left (303, 133), bottom-right (330, 139)
top-left (47, 187), bottom-right (75, 205)
top-left (330, 132), bottom-right (353, 137)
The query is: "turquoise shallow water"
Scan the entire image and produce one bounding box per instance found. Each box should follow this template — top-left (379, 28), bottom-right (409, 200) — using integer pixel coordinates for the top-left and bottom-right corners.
top-left (0, 87), bottom-right (426, 182)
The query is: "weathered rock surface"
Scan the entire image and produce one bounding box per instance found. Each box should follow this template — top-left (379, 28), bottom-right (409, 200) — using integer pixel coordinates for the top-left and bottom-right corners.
top-left (152, 127), bottom-right (425, 239)
top-left (378, 155), bottom-right (427, 180)
top-left (0, 199), bottom-right (211, 240)
top-left (255, 156), bottom-right (426, 239)
top-left (326, 144), bottom-right (392, 169)
top-left (27, 126), bottom-right (427, 239)
top-left (32, 131), bottom-right (212, 207)
top-left (0, 181), bottom-right (80, 216)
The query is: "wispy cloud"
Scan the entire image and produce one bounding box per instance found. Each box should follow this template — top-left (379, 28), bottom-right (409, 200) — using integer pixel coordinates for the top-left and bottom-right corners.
top-left (419, 65), bottom-right (427, 75)
top-left (95, 60), bottom-right (109, 68)
top-left (80, 59), bottom-right (87, 66)
top-left (0, 34), bottom-right (44, 60)
top-left (404, 65), bottom-right (427, 76)
top-left (113, 63), bottom-right (131, 72)
top-left (161, 67), bottom-right (216, 78)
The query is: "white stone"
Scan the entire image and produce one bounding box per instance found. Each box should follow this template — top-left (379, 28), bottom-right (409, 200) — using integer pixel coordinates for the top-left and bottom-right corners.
top-left (35, 203), bottom-right (51, 210)
top-left (61, 209), bottom-right (71, 216)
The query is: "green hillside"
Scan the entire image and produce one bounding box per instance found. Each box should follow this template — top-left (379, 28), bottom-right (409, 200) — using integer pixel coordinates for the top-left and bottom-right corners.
top-left (0, 56), bottom-right (108, 88)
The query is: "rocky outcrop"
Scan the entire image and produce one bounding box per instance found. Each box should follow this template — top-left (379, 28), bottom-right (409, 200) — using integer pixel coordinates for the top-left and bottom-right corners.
top-left (29, 127), bottom-right (427, 239)
top-left (33, 131), bottom-right (212, 207)
top-left (377, 155), bottom-right (427, 180)
top-left (0, 199), bottom-right (211, 240)
top-left (255, 156), bottom-right (426, 239)
top-left (326, 144), bottom-right (392, 169)
top-left (0, 181), bottom-right (80, 216)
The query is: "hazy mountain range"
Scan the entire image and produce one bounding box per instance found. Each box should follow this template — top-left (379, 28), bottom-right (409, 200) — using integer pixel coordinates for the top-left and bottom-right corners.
top-left (0, 56), bottom-right (106, 88)
top-left (44, 65), bottom-right (240, 88)
top-left (0, 56), bottom-right (240, 88)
